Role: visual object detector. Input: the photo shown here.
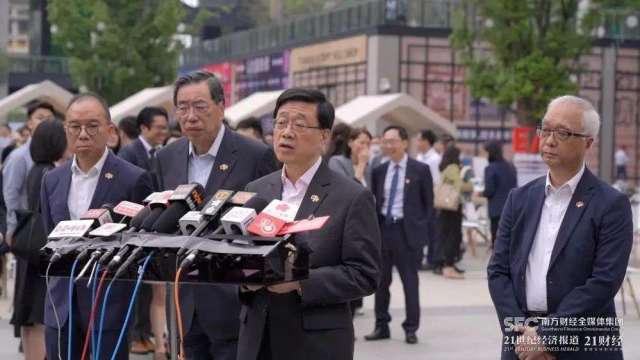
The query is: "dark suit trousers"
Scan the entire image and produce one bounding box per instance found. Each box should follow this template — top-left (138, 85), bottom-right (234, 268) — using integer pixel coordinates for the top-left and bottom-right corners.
top-left (45, 317), bottom-right (128, 360)
top-left (374, 221), bottom-right (420, 332)
top-left (183, 309), bottom-right (237, 360)
top-left (131, 283), bottom-right (152, 341)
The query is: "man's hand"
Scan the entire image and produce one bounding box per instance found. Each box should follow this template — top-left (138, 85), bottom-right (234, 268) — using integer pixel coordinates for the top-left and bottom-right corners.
top-left (267, 281), bottom-right (301, 294)
top-left (514, 326), bottom-right (555, 360)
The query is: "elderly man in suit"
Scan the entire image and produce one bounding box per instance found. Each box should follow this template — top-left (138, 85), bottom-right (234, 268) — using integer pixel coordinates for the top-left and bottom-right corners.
top-left (488, 95), bottom-right (633, 360)
top-left (238, 88), bottom-right (381, 360)
top-left (364, 125), bottom-right (433, 345)
top-left (154, 71), bottom-right (278, 360)
top-left (40, 93), bottom-right (154, 359)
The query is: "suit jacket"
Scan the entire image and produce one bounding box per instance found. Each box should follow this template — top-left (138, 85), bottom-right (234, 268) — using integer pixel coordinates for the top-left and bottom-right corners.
top-left (487, 168), bottom-right (633, 360)
top-left (482, 160), bottom-right (517, 219)
top-left (371, 158), bottom-right (433, 250)
top-left (40, 151), bottom-right (154, 329)
top-left (118, 138), bottom-right (152, 171)
top-left (237, 161), bottom-right (381, 360)
top-left (154, 128), bottom-right (278, 339)
top-left (328, 155), bottom-right (371, 188)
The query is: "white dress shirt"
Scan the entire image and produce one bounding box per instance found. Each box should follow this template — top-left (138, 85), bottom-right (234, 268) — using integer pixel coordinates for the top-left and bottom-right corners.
top-left (68, 148), bottom-right (109, 220)
top-left (382, 154), bottom-right (407, 219)
top-left (525, 164), bottom-right (585, 312)
top-left (139, 136), bottom-right (159, 158)
top-left (281, 156), bottom-right (322, 211)
top-left (416, 148), bottom-right (441, 184)
top-left (188, 126), bottom-right (225, 186)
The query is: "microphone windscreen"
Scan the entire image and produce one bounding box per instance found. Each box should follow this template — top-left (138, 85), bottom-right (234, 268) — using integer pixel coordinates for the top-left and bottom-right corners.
top-left (140, 207), bottom-right (164, 231)
top-left (244, 196), bottom-right (269, 213)
top-left (152, 202), bottom-right (190, 234)
top-left (100, 203), bottom-right (115, 212)
top-left (129, 206), bottom-right (151, 229)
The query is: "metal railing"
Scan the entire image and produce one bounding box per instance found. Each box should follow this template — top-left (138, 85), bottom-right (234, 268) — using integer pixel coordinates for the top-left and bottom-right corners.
top-left (181, 0), bottom-right (461, 67)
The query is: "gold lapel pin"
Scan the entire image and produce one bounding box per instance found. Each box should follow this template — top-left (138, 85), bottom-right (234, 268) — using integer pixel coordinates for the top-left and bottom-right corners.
top-left (219, 164), bottom-right (229, 171)
top-left (405, 179), bottom-right (411, 184)
top-left (310, 195), bottom-right (320, 203)
top-left (105, 172), bottom-right (114, 180)
top-left (576, 201), bottom-right (584, 208)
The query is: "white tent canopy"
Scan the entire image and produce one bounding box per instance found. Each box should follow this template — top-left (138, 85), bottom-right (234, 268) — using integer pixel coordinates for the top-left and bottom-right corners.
top-left (0, 80), bottom-right (73, 119)
top-left (335, 93), bottom-right (457, 137)
top-left (225, 90), bottom-right (283, 128)
top-left (110, 85), bottom-right (173, 123)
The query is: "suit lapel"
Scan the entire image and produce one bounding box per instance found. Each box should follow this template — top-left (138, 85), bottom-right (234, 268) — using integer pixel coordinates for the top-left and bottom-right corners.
top-left (174, 138), bottom-right (189, 186)
top-left (548, 169), bottom-right (597, 269)
top-left (204, 128), bottom-right (237, 194)
top-left (519, 180), bottom-right (546, 265)
top-left (90, 151), bottom-right (116, 208)
top-left (59, 160), bottom-right (73, 220)
top-left (295, 162), bottom-right (331, 221)
top-left (136, 139), bottom-right (152, 170)
top-left (403, 160), bottom-right (415, 211)
top-left (375, 163), bottom-right (390, 214)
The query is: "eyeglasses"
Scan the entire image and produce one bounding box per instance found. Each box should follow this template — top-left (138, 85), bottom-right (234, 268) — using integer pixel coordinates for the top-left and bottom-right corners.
top-left (65, 124), bottom-right (101, 137)
top-left (536, 127), bottom-right (590, 141)
top-left (274, 118), bottom-right (322, 133)
top-left (175, 102), bottom-right (210, 117)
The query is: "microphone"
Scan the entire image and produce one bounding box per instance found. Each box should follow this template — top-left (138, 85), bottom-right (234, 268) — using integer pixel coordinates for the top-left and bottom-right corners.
top-left (247, 199), bottom-right (297, 237)
top-left (114, 246), bottom-right (145, 278)
top-left (137, 191), bottom-right (174, 232)
top-left (113, 201), bottom-right (146, 224)
top-left (151, 184), bottom-right (205, 234)
top-left (220, 207), bottom-right (256, 235)
top-left (179, 211), bottom-right (204, 236)
top-left (187, 189), bottom-right (235, 236)
top-left (80, 205), bottom-right (114, 228)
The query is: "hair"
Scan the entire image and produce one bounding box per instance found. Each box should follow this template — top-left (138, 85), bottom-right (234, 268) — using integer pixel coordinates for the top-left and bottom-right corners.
top-left (30, 120), bottom-right (67, 164)
top-left (345, 127), bottom-right (372, 158)
top-left (18, 125), bottom-right (30, 136)
top-left (439, 145), bottom-right (461, 172)
top-left (419, 129), bottom-right (438, 146)
top-left (273, 88), bottom-right (335, 130)
top-left (173, 70), bottom-right (225, 106)
top-left (236, 117), bottom-right (263, 137)
top-left (66, 92), bottom-right (111, 123)
top-left (484, 141), bottom-right (504, 163)
top-left (383, 125), bottom-right (409, 141)
top-left (137, 106), bottom-right (168, 130)
top-left (118, 116), bottom-right (140, 139)
top-left (27, 101), bottom-right (55, 119)
top-left (547, 95), bottom-right (600, 137)
top-left (328, 123), bottom-right (352, 157)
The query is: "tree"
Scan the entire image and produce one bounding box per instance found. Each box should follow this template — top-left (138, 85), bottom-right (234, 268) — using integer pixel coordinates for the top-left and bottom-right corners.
top-left (47, 0), bottom-right (185, 104)
top-left (450, 0), bottom-right (640, 126)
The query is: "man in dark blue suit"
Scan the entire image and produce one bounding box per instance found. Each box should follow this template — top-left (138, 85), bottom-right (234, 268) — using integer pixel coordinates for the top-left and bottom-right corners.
top-left (41, 93), bottom-right (154, 359)
top-left (154, 71), bottom-right (278, 360)
top-left (488, 95), bottom-right (633, 360)
top-left (365, 125), bottom-right (433, 345)
top-left (118, 106), bottom-right (169, 173)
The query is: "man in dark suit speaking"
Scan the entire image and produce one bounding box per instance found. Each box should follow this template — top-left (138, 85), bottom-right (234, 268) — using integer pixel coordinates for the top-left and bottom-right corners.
top-left (488, 95), bottom-right (633, 360)
top-left (41, 93), bottom-right (154, 359)
top-left (238, 88), bottom-right (381, 360)
top-left (154, 71), bottom-right (278, 360)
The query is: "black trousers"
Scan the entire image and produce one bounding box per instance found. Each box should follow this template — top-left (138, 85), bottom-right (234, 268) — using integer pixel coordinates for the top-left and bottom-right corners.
top-left (425, 210), bottom-right (443, 266)
top-left (440, 209), bottom-right (463, 266)
top-left (183, 309), bottom-right (238, 360)
top-left (374, 221), bottom-right (420, 333)
top-left (131, 283), bottom-right (152, 341)
top-left (490, 216), bottom-right (500, 249)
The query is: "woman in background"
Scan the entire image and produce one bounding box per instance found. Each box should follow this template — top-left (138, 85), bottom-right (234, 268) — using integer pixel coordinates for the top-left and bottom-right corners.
top-left (328, 127), bottom-right (372, 186)
top-left (11, 120), bottom-right (67, 360)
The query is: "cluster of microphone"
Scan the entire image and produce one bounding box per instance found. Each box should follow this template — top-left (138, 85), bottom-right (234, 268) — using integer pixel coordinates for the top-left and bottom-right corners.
top-left (41, 183), bottom-right (327, 285)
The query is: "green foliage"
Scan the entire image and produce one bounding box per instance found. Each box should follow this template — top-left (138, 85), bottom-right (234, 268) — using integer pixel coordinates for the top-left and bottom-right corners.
top-left (450, 0), bottom-right (639, 125)
top-left (47, 0), bottom-right (185, 104)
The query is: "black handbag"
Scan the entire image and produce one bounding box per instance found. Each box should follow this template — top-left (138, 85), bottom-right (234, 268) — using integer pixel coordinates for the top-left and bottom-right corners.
top-left (11, 167), bottom-right (48, 264)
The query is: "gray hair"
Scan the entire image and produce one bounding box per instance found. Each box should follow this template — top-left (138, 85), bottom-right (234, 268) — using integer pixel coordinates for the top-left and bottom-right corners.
top-left (547, 95), bottom-right (600, 138)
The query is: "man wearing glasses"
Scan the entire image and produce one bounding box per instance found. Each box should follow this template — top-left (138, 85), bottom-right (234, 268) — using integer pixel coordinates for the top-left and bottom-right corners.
top-left (40, 93), bottom-right (155, 359)
top-left (488, 95), bottom-right (633, 360)
top-left (237, 88), bottom-right (380, 360)
top-left (154, 71), bottom-right (278, 360)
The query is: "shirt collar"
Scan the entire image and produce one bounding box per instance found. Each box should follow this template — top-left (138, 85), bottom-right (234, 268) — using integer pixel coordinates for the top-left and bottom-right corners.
top-left (139, 136), bottom-right (154, 154)
top-left (545, 163), bottom-right (585, 196)
top-left (189, 126), bottom-right (225, 159)
top-left (281, 156), bottom-right (323, 189)
top-left (390, 153), bottom-right (408, 169)
top-left (71, 147), bottom-right (109, 176)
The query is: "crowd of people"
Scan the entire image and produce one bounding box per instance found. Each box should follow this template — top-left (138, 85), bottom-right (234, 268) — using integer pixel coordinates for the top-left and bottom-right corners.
top-left (0, 71), bottom-right (633, 360)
